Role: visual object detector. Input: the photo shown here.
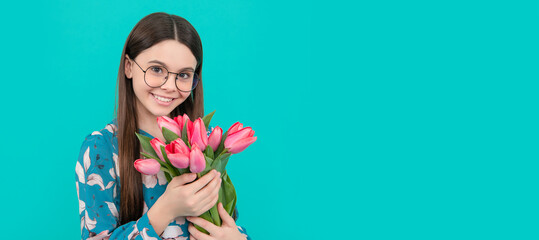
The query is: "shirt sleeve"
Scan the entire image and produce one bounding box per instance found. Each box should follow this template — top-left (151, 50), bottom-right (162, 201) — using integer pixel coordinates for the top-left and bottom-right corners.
top-left (233, 205), bottom-right (252, 239)
top-left (75, 133), bottom-right (161, 240)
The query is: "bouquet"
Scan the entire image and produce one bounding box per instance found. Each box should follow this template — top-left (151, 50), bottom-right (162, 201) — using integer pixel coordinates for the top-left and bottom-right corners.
top-left (133, 110), bottom-right (256, 234)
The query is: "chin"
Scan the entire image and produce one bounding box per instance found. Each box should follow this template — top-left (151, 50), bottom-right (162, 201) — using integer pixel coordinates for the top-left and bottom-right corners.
top-left (150, 107), bottom-right (176, 117)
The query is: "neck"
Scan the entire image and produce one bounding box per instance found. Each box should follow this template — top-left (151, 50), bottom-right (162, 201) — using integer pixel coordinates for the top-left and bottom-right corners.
top-left (136, 102), bottom-right (166, 141)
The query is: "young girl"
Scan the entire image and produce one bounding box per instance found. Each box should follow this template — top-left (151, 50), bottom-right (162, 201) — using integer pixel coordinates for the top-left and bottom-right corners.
top-left (75, 12), bottom-right (250, 240)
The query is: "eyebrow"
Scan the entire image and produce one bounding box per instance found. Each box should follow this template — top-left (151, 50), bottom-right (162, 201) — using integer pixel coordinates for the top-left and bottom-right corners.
top-left (148, 60), bottom-right (195, 72)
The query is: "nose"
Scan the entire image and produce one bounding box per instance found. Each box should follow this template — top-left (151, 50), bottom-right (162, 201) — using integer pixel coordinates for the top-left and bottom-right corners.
top-left (161, 73), bottom-right (178, 91)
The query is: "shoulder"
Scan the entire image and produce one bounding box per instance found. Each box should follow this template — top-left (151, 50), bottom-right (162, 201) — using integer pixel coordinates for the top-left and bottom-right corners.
top-left (77, 120), bottom-right (118, 169)
top-left (80, 120), bottom-right (117, 150)
top-left (76, 121), bottom-right (120, 188)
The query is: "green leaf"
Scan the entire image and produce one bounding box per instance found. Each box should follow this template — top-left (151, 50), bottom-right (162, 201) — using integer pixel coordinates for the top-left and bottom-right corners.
top-left (139, 152), bottom-right (167, 167)
top-left (225, 201), bottom-right (235, 218)
top-left (162, 127), bottom-right (180, 144)
top-left (135, 132), bottom-right (157, 158)
top-left (214, 130), bottom-right (228, 156)
top-left (202, 110), bottom-right (216, 129)
top-left (218, 184), bottom-right (226, 204)
top-left (178, 168), bottom-right (190, 175)
top-left (194, 211), bottom-right (213, 234)
top-left (199, 156), bottom-right (214, 176)
top-left (223, 171), bottom-right (237, 216)
top-left (211, 152), bottom-right (231, 173)
top-left (160, 167), bottom-right (171, 175)
top-left (204, 145), bottom-right (214, 159)
top-left (181, 120), bottom-right (189, 146)
top-left (164, 171), bottom-right (172, 182)
top-left (209, 203), bottom-right (222, 227)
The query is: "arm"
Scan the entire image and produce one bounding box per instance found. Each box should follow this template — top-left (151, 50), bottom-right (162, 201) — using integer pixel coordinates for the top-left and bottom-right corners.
top-left (75, 133), bottom-right (163, 240)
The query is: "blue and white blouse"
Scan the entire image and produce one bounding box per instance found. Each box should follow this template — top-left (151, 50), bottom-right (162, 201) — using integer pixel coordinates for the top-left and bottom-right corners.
top-left (75, 119), bottom-right (251, 240)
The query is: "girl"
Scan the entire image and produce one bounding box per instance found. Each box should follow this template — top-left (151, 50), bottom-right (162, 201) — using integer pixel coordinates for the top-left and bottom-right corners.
top-left (75, 12), bottom-right (250, 240)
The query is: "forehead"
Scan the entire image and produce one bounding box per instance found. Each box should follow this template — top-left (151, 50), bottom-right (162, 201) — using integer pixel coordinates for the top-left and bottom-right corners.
top-left (136, 39), bottom-right (197, 70)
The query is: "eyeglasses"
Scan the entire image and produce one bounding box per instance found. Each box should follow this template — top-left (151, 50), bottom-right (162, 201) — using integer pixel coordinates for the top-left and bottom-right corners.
top-left (129, 58), bottom-right (199, 92)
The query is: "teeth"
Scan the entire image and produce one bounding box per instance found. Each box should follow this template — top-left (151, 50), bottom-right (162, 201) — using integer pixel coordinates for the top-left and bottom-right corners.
top-left (153, 94), bottom-right (173, 102)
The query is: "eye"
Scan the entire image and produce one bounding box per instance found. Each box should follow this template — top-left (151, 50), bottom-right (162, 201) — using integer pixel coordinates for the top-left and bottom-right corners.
top-left (150, 66), bottom-right (164, 74)
top-left (177, 73), bottom-right (191, 80)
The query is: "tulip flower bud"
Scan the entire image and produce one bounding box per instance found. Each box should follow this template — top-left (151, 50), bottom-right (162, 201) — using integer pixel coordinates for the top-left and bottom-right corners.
top-left (208, 126), bottom-right (223, 151)
top-left (188, 118), bottom-right (208, 151)
top-left (165, 139), bottom-right (191, 169)
top-left (168, 153), bottom-right (190, 169)
top-left (150, 138), bottom-right (166, 162)
top-left (134, 158), bottom-right (161, 175)
top-left (224, 125), bottom-right (257, 154)
top-left (157, 116), bottom-right (181, 136)
top-left (227, 122), bottom-right (243, 135)
top-left (189, 143), bottom-right (206, 173)
top-left (174, 113), bottom-right (191, 136)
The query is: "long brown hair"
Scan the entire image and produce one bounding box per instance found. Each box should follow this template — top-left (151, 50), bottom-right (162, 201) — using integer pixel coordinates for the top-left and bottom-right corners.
top-left (114, 12), bottom-right (204, 224)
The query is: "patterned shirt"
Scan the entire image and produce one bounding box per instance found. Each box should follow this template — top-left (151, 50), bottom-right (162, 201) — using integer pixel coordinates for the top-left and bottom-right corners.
top-left (75, 119), bottom-right (251, 240)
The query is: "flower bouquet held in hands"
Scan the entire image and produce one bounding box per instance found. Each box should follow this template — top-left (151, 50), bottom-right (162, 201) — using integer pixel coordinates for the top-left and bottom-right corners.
top-left (133, 110), bottom-right (256, 234)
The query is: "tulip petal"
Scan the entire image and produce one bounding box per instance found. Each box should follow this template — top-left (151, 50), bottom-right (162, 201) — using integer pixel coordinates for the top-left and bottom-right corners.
top-left (227, 122), bottom-right (243, 135)
top-left (189, 144), bottom-right (206, 173)
top-left (172, 138), bottom-right (190, 155)
top-left (190, 118), bottom-right (208, 151)
top-left (158, 116), bottom-right (181, 136)
top-left (228, 136), bottom-right (257, 154)
top-left (168, 153), bottom-right (190, 169)
top-left (134, 158), bottom-right (161, 175)
top-left (150, 138), bottom-right (166, 162)
top-left (174, 116), bottom-right (184, 133)
top-left (187, 118), bottom-right (194, 142)
top-left (224, 127), bottom-right (253, 149)
top-left (208, 126), bottom-right (223, 151)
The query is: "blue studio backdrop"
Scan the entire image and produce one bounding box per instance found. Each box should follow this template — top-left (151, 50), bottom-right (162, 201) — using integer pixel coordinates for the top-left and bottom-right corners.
top-left (0, 0), bottom-right (538, 239)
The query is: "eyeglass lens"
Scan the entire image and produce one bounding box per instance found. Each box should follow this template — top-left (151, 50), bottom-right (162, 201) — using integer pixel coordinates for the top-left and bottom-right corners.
top-left (145, 65), bottom-right (198, 92)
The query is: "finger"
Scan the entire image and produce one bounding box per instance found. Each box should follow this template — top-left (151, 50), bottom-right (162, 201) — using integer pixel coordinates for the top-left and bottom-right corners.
top-left (187, 216), bottom-right (219, 234)
top-left (197, 192), bottom-right (219, 215)
top-left (188, 222), bottom-right (213, 240)
top-left (218, 202), bottom-right (236, 226)
top-left (187, 170), bottom-right (219, 192)
top-left (170, 173), bottom-right (197, 186)
top-left (194, 173), bottom-right (221, 198)
top-left (190, 234), bottom-right (198, 240)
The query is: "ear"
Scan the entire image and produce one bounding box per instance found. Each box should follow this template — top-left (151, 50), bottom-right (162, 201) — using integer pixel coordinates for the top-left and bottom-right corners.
top-left (124, 54), bottom-right (133, 79)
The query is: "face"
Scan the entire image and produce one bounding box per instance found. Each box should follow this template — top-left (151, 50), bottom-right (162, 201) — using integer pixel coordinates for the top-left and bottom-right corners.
top-left (125, 40), bottom-right (198, 120)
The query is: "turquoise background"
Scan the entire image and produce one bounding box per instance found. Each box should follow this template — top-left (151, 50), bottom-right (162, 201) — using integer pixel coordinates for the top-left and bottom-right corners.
top-left (1, 0), bottom-right (538, 239)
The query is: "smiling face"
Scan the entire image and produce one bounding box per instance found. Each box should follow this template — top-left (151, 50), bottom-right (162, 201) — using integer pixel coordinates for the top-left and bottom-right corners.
top-left (125, 39), bottom-right (198, 120)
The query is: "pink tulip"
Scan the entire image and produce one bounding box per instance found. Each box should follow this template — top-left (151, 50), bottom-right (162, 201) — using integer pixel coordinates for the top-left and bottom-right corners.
top-left (224, 123), bottom-right (257, 154)
top-left (174, 114), bottom-right (191, 136)
top-left (227, 122), bottom-right (244, 135)
top-left (157, 116), bottom-right (181, 136)
top-left (188, 118), bottom-right (208, 151)
top-left (150, 138), bottom-right (166, 162)
top-left (208, 126), bottom-right (223, 151)
top-left (189, 143), bottom-right (206, 173)
top-left (134, 158), bottom-right (161, 175)
top-left (165, 139), bottom-right (190, 169)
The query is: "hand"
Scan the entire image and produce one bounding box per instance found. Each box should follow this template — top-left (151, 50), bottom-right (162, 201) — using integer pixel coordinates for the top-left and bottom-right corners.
top-left (153, 169), bottom-right (222, 221)
top-left (187, 202), bottom-right (247, 240)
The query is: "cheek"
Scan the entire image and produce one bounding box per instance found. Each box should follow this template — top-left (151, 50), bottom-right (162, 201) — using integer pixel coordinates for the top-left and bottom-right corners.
top-left (132, 78), bottom-right (151, 98)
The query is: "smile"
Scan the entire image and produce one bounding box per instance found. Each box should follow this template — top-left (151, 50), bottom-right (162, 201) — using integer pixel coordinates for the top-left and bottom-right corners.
top-left (151, 93), bottom-right (175, 103)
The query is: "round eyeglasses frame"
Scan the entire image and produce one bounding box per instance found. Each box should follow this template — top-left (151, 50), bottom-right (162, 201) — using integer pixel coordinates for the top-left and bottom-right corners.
top-left (128, 57), bottom-right (199, 93)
